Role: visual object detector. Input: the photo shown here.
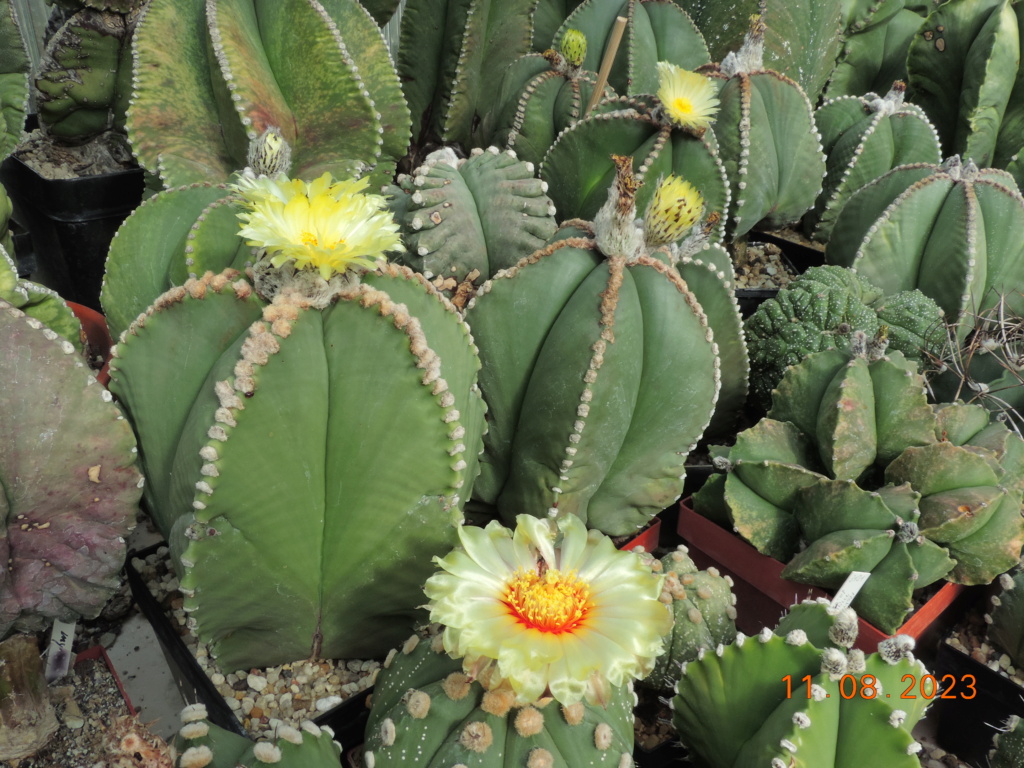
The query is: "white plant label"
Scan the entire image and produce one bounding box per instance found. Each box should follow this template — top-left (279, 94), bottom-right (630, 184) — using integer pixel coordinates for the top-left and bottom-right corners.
top-left (44, 618), bottom-right (77, 683)
top-left (830, 571), bottom-right (871, 612)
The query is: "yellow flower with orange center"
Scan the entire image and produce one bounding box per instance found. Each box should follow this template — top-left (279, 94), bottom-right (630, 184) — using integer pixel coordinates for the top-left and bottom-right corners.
top-left (656, 62), bottom-right (720, 133)
top-left (424, 515), bottom-right (671, 706)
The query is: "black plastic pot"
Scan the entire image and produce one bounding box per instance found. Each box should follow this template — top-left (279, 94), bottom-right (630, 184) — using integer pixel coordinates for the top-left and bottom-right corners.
top-left (0, 153), bottom-right (144, 311)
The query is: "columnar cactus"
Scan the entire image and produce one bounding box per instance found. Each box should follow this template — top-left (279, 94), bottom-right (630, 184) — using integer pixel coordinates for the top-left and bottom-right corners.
top-left (173, 703), bottom-right (342, 768)
top-left (0, 298), bottom-right (141, 636)
top-left (127, 0), bottom-right (409, 188)
top-left (108, 167), bottom-right (486, 668)
top-left (466, 157), bottom-right (721, 537)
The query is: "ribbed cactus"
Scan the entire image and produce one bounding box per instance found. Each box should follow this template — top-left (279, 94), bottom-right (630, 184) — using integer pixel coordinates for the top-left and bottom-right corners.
top-left (989, 714), bottom-right (1024, 768)
top-left (744, 265), bottom-right (944, 411)
top-left (466, 157), bottom-right (720, 537)
top-left (0, 297), bottom-right (141, 636)
top-left (386, 146), bottom-right (557, 294)
top-left (127, 0), bottom-right (409, 188)
top-left (1, 243), bottom-right (84, 349)
top-left (644, 545), bottom-right (737, 693)
top-left (0, 0), bottom-right (30, 159)
top-left (673, 613), bottom-right (930, 768)
top-left (986, 570), bottom-right (1024, 669)
top-left (826, 156), bottom-right (1024, 328)
top-left (363, 628), bottom-right (636, 768)
top-left (807, 82), bottom-right (942, 242)
top-left (173, 703), bottom-right (342, 768)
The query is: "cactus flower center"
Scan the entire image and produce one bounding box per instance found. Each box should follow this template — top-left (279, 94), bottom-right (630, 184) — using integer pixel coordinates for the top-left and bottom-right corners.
top-left (656, 62), bottom-right (720, 133)
top-left (503, 568), bottom-right (591, 633)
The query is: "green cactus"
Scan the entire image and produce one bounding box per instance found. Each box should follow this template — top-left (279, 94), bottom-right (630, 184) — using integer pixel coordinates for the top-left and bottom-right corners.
top-left (127, 0), bottom-right (409, 188)
top-left (744, 265), bottom-right (944, 411)
top-left (363, 629), bottom-right (636, 768)
top-left (673, 615), bottom-right (931, 768)
top-left (906, 0), bottom-right (1024, 169)
top-left (986, 570), bottom-right (1024, 670)
top-left (386, 146), bottom-right (558, 295)
top-left (644, 545), bottom-right (738, 693)
top-left (807, 81), bottom-right (942, 242)
top-left (0, 297), bottom-right (141, 637)
top-left (1, 244), bottom-right (84, 350)
top-left (173, 703), bottom-right (343, 768)
top-left (0, 0), bottom-right (29, 159)
top-left (826, 156), bottom-right (1024, 329)
top-left (989, 714), bottom-right (1024, 768)
top-left (466, 157), bottom-right (720, 537)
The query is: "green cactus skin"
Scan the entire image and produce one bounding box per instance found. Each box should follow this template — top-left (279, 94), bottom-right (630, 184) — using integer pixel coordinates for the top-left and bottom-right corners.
top-left (643, 545), bottom-right (737, 693)
top-left (744, 265), bottom-right (944, 411)
top-left (397, 0), bottom-right (537, 152)
top-left (108, 266), bottom-right (485, 669)
top-left (0, 0), bottom-right (29, 159)
top-left (986, 571), bottom-right (1024, 670)
top-left (173, 705), bottom-right (343, 768)
top-left (465, 211), bottom-right (720, 537)
top-left (549, 0), bottom-right (710, 97)
top-left (989, 714), bottom-right (1024, 768)
top-left (363, 629), bottom-right (636, 768)
top-left (672, 622), bottom-right (929, 768)
top-left (907, 0), bottom-right (1024, 169)
top-left (486, 48), bottom-right (615, 167)
top-left (127, 0), bottom-right (409, 189)
top-left (826, 156), bottom-right (1024, 328)
top-left (387, 147), bottom-right (557, 291)
top-left (0, 298), bottom-right (141, 636)
top-left (532, 0), bottom-right (585, 51)
top-left (1, 244), bottom-right (84, 349)
top-left (807, 82), bottom-right (942, 242)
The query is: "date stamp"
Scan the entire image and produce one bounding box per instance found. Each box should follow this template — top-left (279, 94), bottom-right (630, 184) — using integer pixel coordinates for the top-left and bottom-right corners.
top-left (782, 673), bottom-right (977, 700)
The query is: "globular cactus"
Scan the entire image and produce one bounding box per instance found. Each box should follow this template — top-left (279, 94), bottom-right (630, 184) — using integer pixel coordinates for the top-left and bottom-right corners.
top-left (0, 298), bottom-right (141, 636)
top-left (127, 0), bottom-right (409, 188)
top-left (906, 0), bottom-right (1024, 169)
top-left (0, 0), bottom-right (30, 159)
top-left (485, 30), bottom-right (616, 167)
top-left (1, 243), bottom-right (85, 349)
top-left (108, 170), bottom-right (486, 669)
top-left (173, 703), bottom-right (342, 768)
top-left (807, 81), bottom-right (942, 242)
top-left (744, 265), bottom-right (944, 411)
top-left (673, 605), bottom-right (932, 768)
top-left (696, 16), bottom-right (827, 240)
top-left (643, 545), bottom-right (737, 693)
top-left (989, 714), bottom-right (1024, 768)
top-left (385, 146), bottom-right (557, 296)
top-left (466, 157), bottom-right (721, 537)
top-left (986, 570), bottom-right (1024, 670)
top-left (826, 155), bottom-right (1024, 329)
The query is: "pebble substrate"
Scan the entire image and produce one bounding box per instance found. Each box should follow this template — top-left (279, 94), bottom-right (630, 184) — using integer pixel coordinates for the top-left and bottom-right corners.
top-left (131, 547), bottom-right (379, 741)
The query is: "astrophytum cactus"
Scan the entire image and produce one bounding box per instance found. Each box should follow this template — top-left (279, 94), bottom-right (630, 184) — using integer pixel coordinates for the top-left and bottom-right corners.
top-left (989, 715), bottom-right (1024, 768)
top-left (986, 570), bottom-right (1024, 670)
top-left (1, 244), bottom-right (84, 349)
top-left (0, 0), bottom-right (29, 158)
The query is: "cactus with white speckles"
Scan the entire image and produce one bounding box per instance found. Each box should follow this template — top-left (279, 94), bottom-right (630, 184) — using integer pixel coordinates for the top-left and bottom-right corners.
top-left (989, 714), bottom-right (1024, 768)
top-left (985, 570), bottom-right (1024, 670)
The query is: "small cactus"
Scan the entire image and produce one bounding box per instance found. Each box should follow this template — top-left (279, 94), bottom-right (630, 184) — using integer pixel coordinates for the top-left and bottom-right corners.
top-left (985, 570), bottom-right (1024, 670)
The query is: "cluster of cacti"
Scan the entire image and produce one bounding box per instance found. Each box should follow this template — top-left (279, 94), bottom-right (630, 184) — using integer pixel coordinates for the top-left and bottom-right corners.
top-left (744, 265), bottom-right (944, 410)
top-left (466, 156), bottom-right (721, 537)
top-left (985, 570), bottom-right (1024, 670)
top-left (33, 0), bottom-right (144, 142)
top-left (672, 600), bottom-right (932, 767)
top-left (127, 0), bottom-right (410, 189)
top-left (0, 296), bottom-right (141, 636)
top-left (643, 545), bottom-right (738, 693)
top-left (385, 146), bottom-right (558, 295)
top-left (173, 703), bottom-right (342, 767)
top-left (826, 155), bottom-right (1024, 327)
top-left (0, 0), bottom-right (29, 159)
top-left (693, 336), bottom-right (1024, 632)
top-left (989, 714), bottom-right (1024, 768)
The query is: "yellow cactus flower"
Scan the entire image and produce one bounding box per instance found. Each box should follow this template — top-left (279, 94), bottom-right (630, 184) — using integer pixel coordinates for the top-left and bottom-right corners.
top-left (424, 514), bottom-right (671, 707)
top-left (656, 62), bottom-right (720, 133)
top-left (232, 172), bottom-right (404, 280)
top-left (644, 175), bottom-right (705, 246)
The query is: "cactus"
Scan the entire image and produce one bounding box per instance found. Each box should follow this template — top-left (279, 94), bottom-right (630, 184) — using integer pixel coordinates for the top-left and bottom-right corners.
top-left (127, 0), bottom-right (409, 189)
top-left (0, 297), bottom-right (141, 636)
top-left (744, 265), bottom-right (944, 411)
top-left (385, 146), bottom-right (557, 295)
top-left (173, 703), bottom-right (342, 768)
top-left (989, 714), bottom-right (1024, 768)
top-left (644, 545), bottom-right (737, 693)
top-left (906, 0), bottom-right (1024, 169)
top-left (986, 570), bottom-right (1024, 670)
top-left (807, 81), bottom-right (942, 242)
top-left (108, 168), bottom-right (486, 669)
top-left (673, 611), bottom-right (931, 768)
top-left (826, 156), bottom-right (1024, 328)
top-left (1, 244), bottom-right (85, 349)
top-left (0, 0), bottom-right (29, 159)
top-left (466, 157), bottom-right (720, 537)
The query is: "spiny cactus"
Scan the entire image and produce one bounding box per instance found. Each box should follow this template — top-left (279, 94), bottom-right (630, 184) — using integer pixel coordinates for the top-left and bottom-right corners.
top-left (127, 0), bottom-right (409, 188)
top-left (0, 298), bottom-right (141, 636)
top-left (826, 155), bottom-right (1024, 329)
top-left (0, 0), bottom-right (30, 159)
top-left (386, 146), bottom-right (557, 296)
top-left (673, 610), bottom-right (931, 768)
top-left (744, 265), bottom-right (944, 411)
top-left (466, 157), bottom-right (720, 537)
top-left (807, 81), bottom-right (942, 242)
top-left (173, 703), bottom-right (342, 768)
top-left (989, 714), bottom-right (1024, 768)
